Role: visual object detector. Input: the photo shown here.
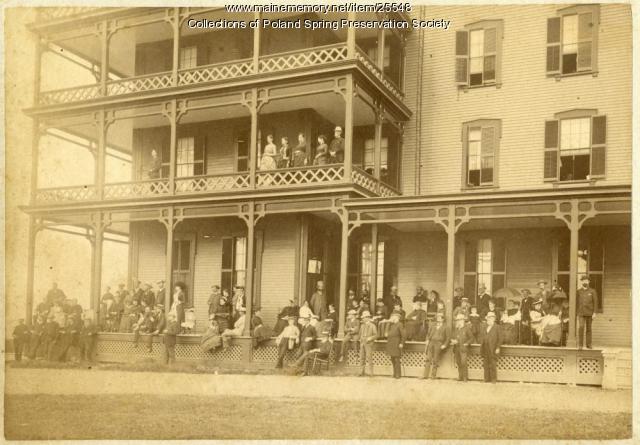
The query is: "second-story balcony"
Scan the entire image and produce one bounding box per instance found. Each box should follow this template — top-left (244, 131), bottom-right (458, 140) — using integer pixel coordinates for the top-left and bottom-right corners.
top-left (32, 86), bottom-right (403, 208)
top-left (33, 8), bottom-right (408, 112)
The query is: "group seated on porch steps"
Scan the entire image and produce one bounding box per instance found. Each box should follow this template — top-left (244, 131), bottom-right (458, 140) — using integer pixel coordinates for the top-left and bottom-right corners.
top-left (12, 275), bottom-right (599, 374)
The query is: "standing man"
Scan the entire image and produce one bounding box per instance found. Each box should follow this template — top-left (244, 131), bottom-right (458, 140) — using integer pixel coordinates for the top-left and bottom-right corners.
top-left (231, 286), bottom-right (246, 321)
top-left (477, 284), bottom-right (492, 318)
top-left (413, 286), bottom-right (427, 304)
top-left (12, 319), bottom-right (30, 362)
top-left (148, 149), bottom-right (162, 179)
top-left (309, 280), bottom-right (327, 320)
top-left (385, 312), bottom-right (404, 379)
top-left (328, 126), bottom-right (345, 163)
top-left (451, 313), bottom-right (473, 382)
top-left (577, 275), bottom-right (597, 349)
top-left (452, 287), bottom-right (465, 309)
top-left (357, 311), bottom-right (378, 377)
top-left (385, 286), bottom-right (402, 315)
top-left (162, 313), bottom-right (178, 365)
top-left (519, 288), bottom-right (534, 345)
top-left (480, 312), bottom-right (502, 383)
top-left (79, 318), bottom-right (98, 362)
top-left (142, 283), bottom-right (155, 308)
top-left (116, 283), bottom-right (131, 305)
top-left (156, 280), bottom-right (166, 308)
top-left (46, 282), bottom-right (66, 305)
top-left (422, 313), bottom-right (449, 380)
top-left (208, 285), bottom-right (221, 316)
top-left (536, 279), bottom-right (552, 311)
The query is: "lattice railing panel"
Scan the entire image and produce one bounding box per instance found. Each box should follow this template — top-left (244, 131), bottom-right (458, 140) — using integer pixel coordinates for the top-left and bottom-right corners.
top-left (107, 73), bottom-right (174, 96)
top-left (465, 353), bottom-right (564, 374)
top-left (351, 169), bottom-right (379, 194)
top-left (104, 180), bottom-right (170, 199)
top-left (579, 358), bottom-right (601, 374)
top-left (179, 60), bottom-right (254, 86)
top-left (252, 345), bottom-right (279, 362)
top-left (96, 339), bottom-right (162, 359)
top-left (355, 49), bottom-right (404, 100)
top-left (175, 174), bottom-right (250, 193)
top-left (39, 85), bottom-right (102, 105)
top-left (35, 185), bottom-right (98, 203)
top-left (175, 343), bottom-right (242, 362)
top-left (259, 45), bottom-right (348, 73)
top-left (257, 166), bottom-right (344, 187)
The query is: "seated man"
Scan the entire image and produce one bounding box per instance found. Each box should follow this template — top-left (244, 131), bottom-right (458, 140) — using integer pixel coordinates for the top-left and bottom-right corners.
top-left (404, 302), bottom-right (427, 341)
top-left (302, 329), bottom-right (334, 376)
top-left (221, 307), bottom-right (246, 350)
top-left (337, 310), bottom-right (359, 362)
top-left (133, 306), bottom-right (156, 351)
top-left (251, 307), bottom-right (273, 348)
top-left (275, 316), bottom-right (300, 369)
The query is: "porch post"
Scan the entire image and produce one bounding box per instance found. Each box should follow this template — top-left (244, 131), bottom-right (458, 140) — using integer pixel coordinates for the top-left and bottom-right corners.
top-left (25, 218), bottom-right (38, 325)
top-left (338, 211), bottom-right (349, 335)
top-left (374, 105), bottom-right (383, 180)
top-left (243, 204), bottom-right (256, 335)
top-left (253, 12), bottom-right (261, 72)
top-left (91, 217), bottom-right (105, 313)
top-left (370, 224), bottom-right (379, 312)
top-left (168, 100), bottom-right (178, 195)
top-left (346, 12), bottom-right (356, 58)
top-left (249, 88), bottom-right (258, 188)
top-left (99, 20), bottom-right (109, 96)
top-left (164, 208), bottom-right (175, 312)
top-left (96, 111), bottom-right (106, 199)
top-left (567, 200), bottom-right (579, 347)
top-left (171, 8), bottom-right (180, 86)
top-left (445, 205), bottom-right (456, 329)
top-left (376, 28), bottom-right (386, 70)
top-left (343, 76), bottom-right (354, 182)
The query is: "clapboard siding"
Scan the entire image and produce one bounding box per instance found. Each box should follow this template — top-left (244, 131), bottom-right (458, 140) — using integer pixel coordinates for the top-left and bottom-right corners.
top-left (404, 4), bottom-right (631, 195)
top-left (258, 215), bottom-right (298, 328)
top-left (135, 223), bottom-right (166, 286)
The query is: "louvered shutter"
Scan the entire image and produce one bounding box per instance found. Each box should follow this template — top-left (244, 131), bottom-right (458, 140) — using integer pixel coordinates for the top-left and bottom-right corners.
top-left (480, 126), bottom-right (496, 184)
top-left (483, 28), bottom-right (497, 83)
top-left (546, 17), bottom-right (561, 75)
top-left (455, 31), bottom-right (469, 85)
top-left (544, 120), bottom-right (559, 181)
top-left (590, 115), bottom-right (606, 177)
top-left (577, 13), bottom-right (593, 71)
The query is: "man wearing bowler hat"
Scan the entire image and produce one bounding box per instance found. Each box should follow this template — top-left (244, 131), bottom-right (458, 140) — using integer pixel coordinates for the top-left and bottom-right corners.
top-left (329, 126), bottom-right (345, 163)
top-left (451, 313), bottom-right (473, 381)
top-left (358, 311), bottom-right (378, 376)
top-left (422, 313), bottom-right (449, 380)
top-left (385, 311), bottom-right (405, 379)
top-left (577, 275), bottom-right (597, 349)
top-left (480, 311), bottom-right (502, 383)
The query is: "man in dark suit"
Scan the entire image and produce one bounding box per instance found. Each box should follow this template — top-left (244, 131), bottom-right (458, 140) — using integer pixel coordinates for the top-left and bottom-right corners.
top-left (291, 316), bottom-right (317, 369)
top-left (480, 312), bottom-right (502, 383)
top-left (577, 275), bottom-right (598, 349)
top-left (519, 288), bottom-right (534, 345)
top-left (422, 313), bottom-right (449, 379)
top-left (451, 313), bottom-right (473, 381)
top-left (156, 280), bottom-right (167, 309)
top-left (385, 312), bottom-right (405, 379)
top-left (477, 285), bottom-right (492, 319)
top-left (12, 319), bottom-right (30, 361)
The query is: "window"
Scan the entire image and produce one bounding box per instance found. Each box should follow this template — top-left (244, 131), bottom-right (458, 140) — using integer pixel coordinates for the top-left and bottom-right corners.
top-left (179, 46), bottom-right (198, 69)
top-left (172, 236), bottom-right (195, 305)
top-left (363, 137), bottom-right (388, 177)
top-left (358, 242), bottom-right (385, 300)
top-left (235, 133), bottom-right (249, 172)
top-left (555, 232), bottom-right (604, 312)
top-left (546, 5), bottom-right (599, 76)
top-left (221, 237), bottom-right (247, 293)
top-left (176, 136), bottom-right (206, 177)
top-left (544, 111), bottom-right (606, 182)
top-left (456, 20), bottom-right (503, 87)
top-left (464, 239), bottom-right (507, 308)
top-left (367, 43), bottom-right (390, 69)
top-left (462, 119), bottom-right (500, 188)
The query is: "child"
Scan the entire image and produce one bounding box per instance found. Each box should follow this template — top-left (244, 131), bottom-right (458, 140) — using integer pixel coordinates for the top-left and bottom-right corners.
top-left (468, 306), bottom-right (481, 343)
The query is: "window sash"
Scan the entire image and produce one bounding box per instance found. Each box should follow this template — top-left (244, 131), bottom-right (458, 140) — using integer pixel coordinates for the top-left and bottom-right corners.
top-left (179, 46), bottom-right (198, 69)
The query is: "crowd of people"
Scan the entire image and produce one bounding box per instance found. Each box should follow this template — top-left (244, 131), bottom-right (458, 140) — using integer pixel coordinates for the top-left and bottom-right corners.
top-left (13, 275), bottom-right (598, 382)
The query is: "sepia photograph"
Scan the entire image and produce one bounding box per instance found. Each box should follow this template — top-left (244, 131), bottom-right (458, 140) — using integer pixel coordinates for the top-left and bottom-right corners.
top-left (2, 1), bottom-right (636, 441)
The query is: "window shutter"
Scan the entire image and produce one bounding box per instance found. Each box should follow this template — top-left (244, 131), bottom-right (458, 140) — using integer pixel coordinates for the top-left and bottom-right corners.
top-left (544, 120), bottom-right (559, 181)
top-left (455, 31), bottom-right (469, 85)
top-left (546, 17), bottom-right (561, 75)
top-left (590, 115), bottom-right (606, 177)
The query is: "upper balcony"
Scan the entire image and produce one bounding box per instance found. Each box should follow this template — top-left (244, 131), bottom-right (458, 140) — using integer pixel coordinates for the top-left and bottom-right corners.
top-left (30, 82), bottom-right (403, 209)
top-left (31, 8), bottom-right (410, 118)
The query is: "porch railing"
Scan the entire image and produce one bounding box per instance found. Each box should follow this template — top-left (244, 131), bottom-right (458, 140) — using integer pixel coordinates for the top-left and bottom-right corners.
top-left (34, 165), bottom-right (397, 205)
top-left (34, 184), bottom-right (98, 203)
top-left (103, 178), bottom-right (171, 200)
top-left (37, 43), bottom-right (403, 105)
top-left (256, 164), bottom-right (344, 187)
top-left (175, 173), bottom-right (250, 193)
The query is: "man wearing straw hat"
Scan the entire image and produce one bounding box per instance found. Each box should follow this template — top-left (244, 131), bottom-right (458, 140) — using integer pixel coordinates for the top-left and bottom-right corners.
top-left (275, 315), bottom-right (300, 369)
top-left (357, 311), bottom-right (378, 377)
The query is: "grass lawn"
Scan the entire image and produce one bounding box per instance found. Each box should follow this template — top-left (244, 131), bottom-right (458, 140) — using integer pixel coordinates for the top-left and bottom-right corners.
top-left (5, 394), bottom-right (631, 440)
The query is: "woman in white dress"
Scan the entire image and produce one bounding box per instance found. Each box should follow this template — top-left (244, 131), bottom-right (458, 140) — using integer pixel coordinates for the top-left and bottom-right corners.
top-left (259, 134), bottom-right (277, 171)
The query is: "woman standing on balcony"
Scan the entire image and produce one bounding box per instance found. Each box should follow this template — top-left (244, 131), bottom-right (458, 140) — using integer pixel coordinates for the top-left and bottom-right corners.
top-left (292, 133), bottom-right (308, 167)
top-left (313, 134), bottom-right (328, 165)
top-left (277, 136), bottom-right (291, 168)
top-left (259, 134), bottom-right (277, 171)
